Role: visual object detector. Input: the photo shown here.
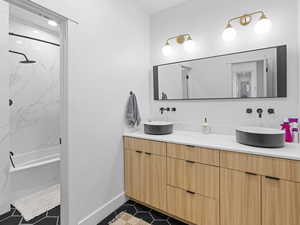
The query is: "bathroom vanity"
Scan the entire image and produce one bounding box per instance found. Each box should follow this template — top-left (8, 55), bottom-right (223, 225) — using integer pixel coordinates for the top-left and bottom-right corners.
top-left (123, 131), bottom-right (300, 225)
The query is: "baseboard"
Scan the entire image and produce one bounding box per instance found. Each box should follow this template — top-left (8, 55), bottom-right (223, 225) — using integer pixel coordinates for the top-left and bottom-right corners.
top-left (78, 192), bottom-right (127, 225)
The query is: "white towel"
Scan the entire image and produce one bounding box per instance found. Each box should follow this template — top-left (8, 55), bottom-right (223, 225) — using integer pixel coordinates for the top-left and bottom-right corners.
top-left (126, 93), bottom-right (141, 127)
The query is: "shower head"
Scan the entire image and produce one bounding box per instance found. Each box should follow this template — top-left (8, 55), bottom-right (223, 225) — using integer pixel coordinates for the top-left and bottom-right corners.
top-left (20, 60), bottom-right (36, 64)
top-left (9, 50), bottom-right (37, 64)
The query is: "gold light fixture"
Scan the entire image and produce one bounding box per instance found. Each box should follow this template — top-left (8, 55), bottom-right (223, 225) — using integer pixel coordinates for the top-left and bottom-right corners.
top-left (223, 10), bottom-right (272, 41)
top-left (162, 34), bottom-right (195, 56)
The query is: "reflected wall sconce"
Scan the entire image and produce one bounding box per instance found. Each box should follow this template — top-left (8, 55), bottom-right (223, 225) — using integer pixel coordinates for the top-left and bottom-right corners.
top-left (162, 34), bottom-right (195, 56)
top-left (222, 10), bottom-right (272, 41)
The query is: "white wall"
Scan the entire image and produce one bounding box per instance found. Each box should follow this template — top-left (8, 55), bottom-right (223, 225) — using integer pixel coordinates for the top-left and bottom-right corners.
top-left (18, 0), bottom-right (151, 225)
top-left (0, 0), bottom-right (10, 215)
top-left (150, 0), bottom-right (299, 134)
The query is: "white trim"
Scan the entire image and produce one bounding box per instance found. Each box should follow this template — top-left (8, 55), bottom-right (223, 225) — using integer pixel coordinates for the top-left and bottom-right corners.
top-left (60, 18), bottom-right (69, 225)
top-left (4, 0), bottom-right (79, 24)
top-left (78, 192), bottom-right (127, 225)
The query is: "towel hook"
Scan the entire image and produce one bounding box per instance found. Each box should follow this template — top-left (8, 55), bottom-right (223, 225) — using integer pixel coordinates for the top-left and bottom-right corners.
top-left (130, 91), bottom-right (133, 95)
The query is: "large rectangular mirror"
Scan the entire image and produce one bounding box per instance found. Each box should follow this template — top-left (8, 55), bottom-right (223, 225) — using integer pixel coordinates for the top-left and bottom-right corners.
top-left (153, 45), bottom-right (287, 100)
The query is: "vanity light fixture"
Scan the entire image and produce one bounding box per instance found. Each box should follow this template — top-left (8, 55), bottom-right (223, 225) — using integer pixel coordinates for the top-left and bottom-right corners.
top-left (223, 11), bottom-right (272, 41)
top-left (162, 34), bottom-right (195, 56)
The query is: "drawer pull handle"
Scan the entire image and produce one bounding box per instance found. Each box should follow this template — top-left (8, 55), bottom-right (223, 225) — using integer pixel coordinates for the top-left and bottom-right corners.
top-left (266, 176), bottom-right (280, 181)
top-left (186, 190), bottom-right (195, 195)
top-left (186, 160), bottom-right (195, 164)
top-left (136, 151), bottom-right (142, 154)
top-left (245, 172), bottom-right (257, 176)
top-left (145, 152), bottom-right (152, 155)
top-left (185, 145), bottom-right (195, 148)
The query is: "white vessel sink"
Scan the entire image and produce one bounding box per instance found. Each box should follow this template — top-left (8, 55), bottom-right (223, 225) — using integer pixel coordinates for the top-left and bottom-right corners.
top-left (236, 127), bottom-right (285, 148)
top-left (144, 121), bottom-right (174, 135)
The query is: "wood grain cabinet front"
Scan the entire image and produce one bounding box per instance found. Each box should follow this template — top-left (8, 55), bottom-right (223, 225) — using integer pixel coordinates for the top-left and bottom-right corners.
top-left (124, 137), bottom-right (300, 225)
top-left (262, 176), bottom-right (300, 225)
top-left (167, 143), bottom-right (220, 166)
top-left (220, 151), bottom-right (300, 182)
top-left (167, 157), bottom-right (219, 199)
top-left (167, 185), bottom-right (219, 225)
top-left (220, 168), bottom-right (261, 225)
top-left (124, 137), bottom-right (166, 156)
top-left (124, 139), bottom-right (167, 212)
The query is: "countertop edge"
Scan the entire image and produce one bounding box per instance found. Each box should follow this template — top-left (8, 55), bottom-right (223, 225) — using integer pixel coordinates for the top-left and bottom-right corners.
top-left (123, 132), bottom-right (300, 161)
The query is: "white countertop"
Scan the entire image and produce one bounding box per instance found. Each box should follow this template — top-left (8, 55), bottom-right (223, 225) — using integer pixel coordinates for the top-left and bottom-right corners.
top-left (123, 130), bottom-right (300, 161)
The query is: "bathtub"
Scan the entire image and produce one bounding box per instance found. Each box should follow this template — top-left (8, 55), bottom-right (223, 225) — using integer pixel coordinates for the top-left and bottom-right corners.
top-left (9, 146), bottom-right (60, 202)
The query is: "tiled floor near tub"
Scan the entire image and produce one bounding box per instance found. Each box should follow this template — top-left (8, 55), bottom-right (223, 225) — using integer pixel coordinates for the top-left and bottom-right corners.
top-left (98, 200), bottom-right (187, 225)
top-left (0, 205), bottom-right (60, 225)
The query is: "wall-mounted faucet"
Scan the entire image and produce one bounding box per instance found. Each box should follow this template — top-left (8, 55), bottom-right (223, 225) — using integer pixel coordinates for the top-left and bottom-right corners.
top-left (256, 108), bottom-right (263, 118)
top-left (160, 107), bottom-right (170, 114)
top-left (160, 107), bottom-right (177, 115)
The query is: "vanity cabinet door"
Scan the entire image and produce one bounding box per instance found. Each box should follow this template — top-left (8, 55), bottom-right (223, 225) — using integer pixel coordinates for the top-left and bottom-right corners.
top-left (124, 150), bottom-right (143, 201)
top-left (125, 149), bottom-right (167, 211)
top-left (262, 177), bottom-right (300, 225)
top-left (220, 168), bottom-right (261, 225)
top-left (142, 153), bottom-right (167, 211)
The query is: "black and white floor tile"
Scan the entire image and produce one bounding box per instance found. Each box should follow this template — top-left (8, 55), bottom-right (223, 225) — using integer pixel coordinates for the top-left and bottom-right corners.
top-left (98, 200), bottom-right (187, 225)
top-left (0, 205), bottom-right (60, 225)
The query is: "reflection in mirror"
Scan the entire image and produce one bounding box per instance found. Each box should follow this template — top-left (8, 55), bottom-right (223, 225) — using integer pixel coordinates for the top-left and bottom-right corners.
top-left (153, 46), bottom-right (287, 100)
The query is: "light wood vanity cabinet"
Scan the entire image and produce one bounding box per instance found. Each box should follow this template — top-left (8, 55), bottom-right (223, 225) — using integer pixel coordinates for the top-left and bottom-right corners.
top-left (220, 168), bottom-right (261, 225)
top-left (262, 176), bottom-right (300, 225)
top-left (220, 151), bottom-right (300, 225)
top-left (124, 137), bottom-right (300, 225)
top-left (166, 143), bottom-right (220, 225)
top-left (124, 138), bottom-right (167, 211)
top-left (167, 157), bottom-right (219, 199)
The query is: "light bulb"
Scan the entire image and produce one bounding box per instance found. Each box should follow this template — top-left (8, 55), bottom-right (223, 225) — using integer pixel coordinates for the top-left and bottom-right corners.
top-left (183, 37), bottom-right (196, 53)
top-left (48, 20), bottom-right (58, 27)
top-left (222, 24), bottom-right (237, 41)
top-left (255, 15), bottom-right (272, 34)
top-left (162, 42), bottom-right (173, 57)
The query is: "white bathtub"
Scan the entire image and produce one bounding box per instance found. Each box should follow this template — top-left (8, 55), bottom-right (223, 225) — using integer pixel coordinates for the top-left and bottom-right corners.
top-left (9, 146), bottom-right (60, 202)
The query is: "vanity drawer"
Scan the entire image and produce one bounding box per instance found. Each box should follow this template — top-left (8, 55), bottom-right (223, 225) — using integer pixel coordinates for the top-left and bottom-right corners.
top-left (220, 151), bottom-right (300, 182)
top-left (167, 185), bottom-right (219, 225)
top-left (167, 143), bottom-right (219, 166)
top-left (124, 137), bottom-right (166, 156)
top-left (167, 157), bottom-right (219, 199)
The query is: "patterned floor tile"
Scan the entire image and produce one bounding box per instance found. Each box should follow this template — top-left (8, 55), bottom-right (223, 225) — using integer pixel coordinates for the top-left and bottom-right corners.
top-left (34, 217), bottom-right (58, 225)
top-left (0, 216), bottom-right (22, 225)
top-left (0, 205), bottom-right (60, 225)
top-left (98, 200), bottom-right (187, 225)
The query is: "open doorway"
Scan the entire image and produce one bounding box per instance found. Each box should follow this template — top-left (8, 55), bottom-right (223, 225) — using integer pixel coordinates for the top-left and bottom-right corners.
top-left (0, 1), bottom-right (68, 224)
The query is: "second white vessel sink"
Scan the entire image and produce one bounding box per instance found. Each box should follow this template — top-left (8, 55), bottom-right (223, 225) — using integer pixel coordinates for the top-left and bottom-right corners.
top-left (236, 127), bottom-right (285, 148)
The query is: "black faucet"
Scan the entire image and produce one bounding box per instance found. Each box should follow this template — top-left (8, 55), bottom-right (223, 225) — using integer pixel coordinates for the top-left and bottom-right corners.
top-left (256, 108), bottom-right (263, 118)
top-left (160, 107), bottom-right (170, 115)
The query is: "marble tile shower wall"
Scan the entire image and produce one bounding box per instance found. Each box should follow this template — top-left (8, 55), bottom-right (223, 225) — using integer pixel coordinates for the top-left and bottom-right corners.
top-left (9, 20), bottom-right (60, 155)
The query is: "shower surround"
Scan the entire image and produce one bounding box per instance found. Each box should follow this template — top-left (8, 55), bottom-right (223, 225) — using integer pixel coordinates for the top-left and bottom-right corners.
top-left (7, 13), bottom-right (61, 203)
top-left (9, 19), bottom-right (60, 154)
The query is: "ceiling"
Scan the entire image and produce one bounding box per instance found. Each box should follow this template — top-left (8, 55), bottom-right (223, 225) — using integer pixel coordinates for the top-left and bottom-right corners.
top-left (136, 0), bottom-right (191, 14)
